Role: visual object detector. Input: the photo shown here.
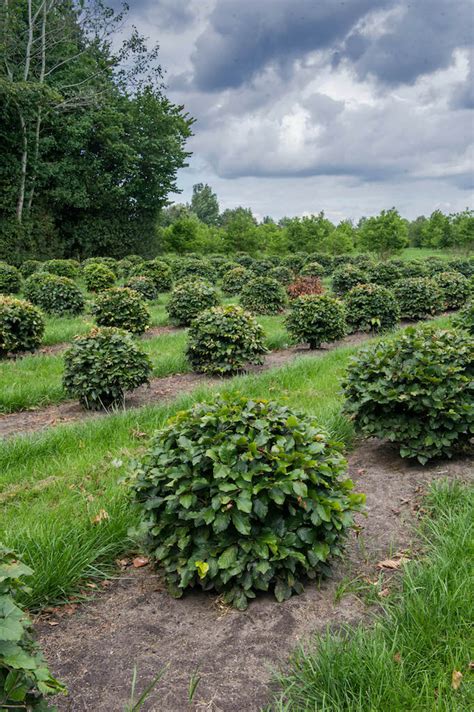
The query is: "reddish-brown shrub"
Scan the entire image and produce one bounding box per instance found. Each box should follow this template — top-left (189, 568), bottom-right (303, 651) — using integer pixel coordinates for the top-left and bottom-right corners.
top-left (287, 276), bottom-right (324, 299)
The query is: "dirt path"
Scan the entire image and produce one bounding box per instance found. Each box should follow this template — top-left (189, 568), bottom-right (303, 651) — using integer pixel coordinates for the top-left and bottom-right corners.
top-left (35, 442), bottom-right (473, 712)
top-left (0, 333), bottom-right (369, 439)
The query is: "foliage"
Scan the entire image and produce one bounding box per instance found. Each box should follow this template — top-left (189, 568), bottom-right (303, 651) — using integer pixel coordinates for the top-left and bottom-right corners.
top-left (286, 295), bottom-right (347, 349)
top-left (287, 276), bottom-right (324, 299)
top-left (425, 257), bottom-right (449, 276)
top-left (220, 207), bottom-right (259, 253)
top-left (83, 264), bottom-right (116, 293)
top-left (367, 261), bottom-right (403, 286)
top-left (131, 396), bottom-right (365, 610)
top-left (186, 305), bottom-right (267, 375)
top-left (19, 260), bottom-right (42, 278)
top-left (344, 284), bottom-right (400, 333)
top-left (63, 328), bottom-right (152, 410)
top-left (0, 263), bottom-right (21, 294)
top-left (343, 326), bottom-right (474, 463)
top-left (118, 256), bottom-right (145, 279)
top-left (300, 261), bottom-right (325, 278)
top-left (166, 280), bottom-right (220, 326)
top-left (396, 259), bottom-right (428, 278)
top-left (131, 260), bottom-right (172, 292)
top-left (0, 297), bottom-right (44, 356)
top-left (393, 278), bottom-right (444, 319)
top-left (221, 266), bottom-right (250, 295)
top-left (0, 544), bottom-right (66, 708)
top-left (240, 277), bottom-right (288, 315)
top-left (172, 258), bottom-right (217, 284)
top-left (281, 254), bottom-right (307, 274)
top-left (331, 265), bottom-right (367, 296)
top-left (190, 183), bottom-right (219, 226)
top-left (23, 273), bottom-right (84, 316)
top-left (268, 265), bottom-right (295, 285)
top-left (82, 257), bottom-right (117, 273)
top-left (447, 257), bottom-right (474, 278)
top-left (433, 271), bottom-right (471, 310)
top-left (249, 259), bottom-right (274, 276)
top-left (357, 209), bottom-right (409, 257)
top-left (92, 288), bottom-right (151, 335)
top-left (43, 259), bottom-right (79, 280)
top-left (125, 276), bottom-right (158, 301)
top-left (453, 301), bottom-right (473, 335)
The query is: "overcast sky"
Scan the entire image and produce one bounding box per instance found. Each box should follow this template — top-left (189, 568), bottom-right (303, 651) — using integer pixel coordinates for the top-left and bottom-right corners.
top-left (118, 0), bottom-right (473, 221)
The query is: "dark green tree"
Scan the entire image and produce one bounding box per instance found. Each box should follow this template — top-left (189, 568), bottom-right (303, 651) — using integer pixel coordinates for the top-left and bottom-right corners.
top-left (190, 183), bottom-right (219, 225)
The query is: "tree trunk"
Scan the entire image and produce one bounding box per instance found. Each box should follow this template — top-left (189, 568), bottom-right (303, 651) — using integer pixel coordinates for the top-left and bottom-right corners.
top-left (16, 111), bottom-right (28, 224)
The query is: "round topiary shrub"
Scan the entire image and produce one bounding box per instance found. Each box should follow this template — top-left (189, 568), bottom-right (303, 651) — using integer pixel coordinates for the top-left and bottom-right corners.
top-left (221, 266), bottom-right (250, 295)
top-left (268, 265), bottom-right (294, 285)
top-left (446, 257), bottom-right (474, 278)
top-left (0, 263), bottom-right (21, 294)
top-left (281, 253), bottom-right (308, 274)
top-left (83, 263), bottom-right (116, 292)
top-left (432, 271), bottom-right (471, 310)
top-left (300, 261), bottom-right (325, 278)
top-left (309, 253), bottom-right (335, 272)
top-left (425, 257), bottom-right (448, 276)
top-left (92, 287), bottom-right (151, 334)
top-left (131, 395), bottom-right (365, 609)
top-left (453, 301), bottom-right (473, 335)
top-left (343, 325), bottom-right (474, 463)
top-left (240, 276), bottom-right (287, 315)
top-left (63, 327), bottom-right (152, 410)
top-left (23, 273), bottom-right (84, 316)
top-left (287, 276), bottom-right (324, 299)
top-left (131, 259), bottom-right (173, 292)
top-left (118, 255), bottom-right (145, 278)
top-left (125, 276), bottom-right (158, 301)
top-left (81, 256), bottom-right (117, 273)
top-left (331, 265), bottom-right (367, 296)
top-left (367, 261), bottom-right (403, 287)
top-left (393, 277), bottom-right (444, 319)
top-left (186, 305), bottom-right (267, 375)
top-left (19, 259), bottom-right (42, 278)
top-left (166, 279), bottom-right (220, 326)
top-left (211, 258), bottom-right (239, 277)
top-left (235, 254), bottom-right (256, 270)
top-left (286, 295), bottom-right (347, 349)
top-left (249, 259), bottom-right (274, 276)
top-left (0, 296), bottom-right (45, 356)
top-left (344, 283), bottom-right (400, 332)
top-left (397, 260), bottom-right (428, 279)
top-left (43, 259), bottom-right (79, 279)
top-left (172, 258), bottom-right (217, 284)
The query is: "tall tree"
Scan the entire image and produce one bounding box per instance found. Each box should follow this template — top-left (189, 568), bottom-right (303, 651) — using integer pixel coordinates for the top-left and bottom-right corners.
top-left (358, 208), bottom-right (408, 257)
top-left (190, 182), bottom-right (219, 225)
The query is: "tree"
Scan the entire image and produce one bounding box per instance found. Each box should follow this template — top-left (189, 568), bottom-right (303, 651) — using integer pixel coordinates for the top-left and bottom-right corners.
top-left (322, 220), bottom-right (355, 254)
top-left (450, 208), bottom-right (474, 253)
top-left (190, 183), bottom-right (219, 225)
top-left (420, 210), bottom-right (451, 248)
top-left (285, 212), bottom-right (334, 252)
top-left (220, 207), bottom-right (259, 253)
top-left (408, 216), bottom-right (428, 247)
top-left (358, 208), bottom-right (408, 257)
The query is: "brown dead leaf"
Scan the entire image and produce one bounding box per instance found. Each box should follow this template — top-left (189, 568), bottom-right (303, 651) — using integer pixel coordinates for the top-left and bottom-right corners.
top-left (451, 670), bottom-right (463, 690)
top-left (86, 582), bottom-right (98, 589)
top-left (378, 588), bottom-right (390, 598)
top-left (116, 558), bottom-right (130, 568)
top-left (48, 621), bottom-right (59, 626)
top-left (377, 556), bottom-right (410, 570)
top-left (91, 508), bottom-right (109, 524)
top-left (393, 652), bottom-right (401, 663)
top-left (131, 428), bottom-right (148, 439)
top-left (468, 661), bottom-right (474, 671)
top-left (356, 468), bottom-right (366, 475)
top-left (132, 556), bottom-right (149, 568)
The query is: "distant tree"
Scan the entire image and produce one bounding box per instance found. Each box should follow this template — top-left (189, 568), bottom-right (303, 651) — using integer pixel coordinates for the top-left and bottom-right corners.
top-left (322, 220), bottom-right (355, 254)
top-left (358, 208), bottom-right (408, 257)
top-left (408, 216), bottom-right (428, 247)
top-left (220, 207), bottom-right (259, 253)
top-left (257, 221), bottom-right (288, 254)
top-left (159, 204), bottom-right (195, 227)
top-left (285, 212), bottom-right (334, 252)
top-left (420, 210), bottom-right (452, 248)
top-left (450, 208), bottom-right (474, 252)
top-left (190, 183), bottom-right (219, 225)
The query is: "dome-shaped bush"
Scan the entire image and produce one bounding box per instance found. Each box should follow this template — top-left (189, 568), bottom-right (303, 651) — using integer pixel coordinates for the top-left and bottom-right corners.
top-left (287, 276), bottom-right (324, 299)
top-left (286, 295), bottom-right (346, 349)
top-left (268, 265), bottom-right (294, 285)
top-left (344, 283), bottom-right (400, 333)
top-left (166, 279), bottom-right (219, 326)
top-left (0, 263), bottom-right (21, 294)
top-left (331, 265), bottom-right (367, 296)
top-left (210, 257), bottom-right (239, 277)
top-left (281, 253), bottom-right (308, 274)
top-left (118, 255), bottom-right (145, 278)
top-left (300, 261), bottom-right (325, 278)
top-left (83, 263), bottom-right (116, 292)
top-left (132, 395), bottom-right (365, 610)
top-left (309, 253), bottom-right (335, 272)
top-left (453, 301), bottom-right (473, 335)
top-left (240, 276), bottom-right (287, 315)
top-left (63, 327), bottom-right (152, 410)
top-left (249, 259), bottom-right (274, 276)
top-left (432, 271), bottom-right (471, 310)
top-left (81, 256), bottom-right (117, 273)
top-left (221, 266), bottom-right (250, 295)
top-left (425, 257), bottom-right (448, 276)
top-left (43, 259), bottom-right (79, 279)
top-left (19, 259), bottom-right (42, 278)
top-left (397, 260), bottom-right (428, 279)
top-left (131, 259), bottom-right (173, 292)
top-left (343, 325), bottom-right (474, 463)
top-left (23, 273), bottom-right (84, 315)
top-left (367, 261), bottom-right (403, 287)
top-left (172, 258), bottom-right (217, 284)
top-left (446, 257), bottom-right (474, 278)
top-left (92, 287), bottom-right (151, 334)
top-left (125, 276), bottom-right (158, 301)
top-left (0, 296), bottom-right (44, 356)
top-left (235, 254), bottom-right (256, 270)
top-left (393, 277), bottom-right (444, 319)
top-left (187, 305), bottom-right (267, 375)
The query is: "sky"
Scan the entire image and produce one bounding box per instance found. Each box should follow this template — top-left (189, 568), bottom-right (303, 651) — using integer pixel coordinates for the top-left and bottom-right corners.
top-left (116, 0), bottom-right (473, 222)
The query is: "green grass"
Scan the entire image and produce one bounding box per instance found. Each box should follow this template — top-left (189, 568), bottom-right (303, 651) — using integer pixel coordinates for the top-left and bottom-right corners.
top-left (268, 479), bottom-right (474, 711)
top-left (399, 247), bottom-right (454, 262)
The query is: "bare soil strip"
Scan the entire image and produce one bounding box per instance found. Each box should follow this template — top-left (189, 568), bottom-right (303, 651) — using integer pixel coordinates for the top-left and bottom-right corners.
top-left (36, 442), bottom-right (473, 712)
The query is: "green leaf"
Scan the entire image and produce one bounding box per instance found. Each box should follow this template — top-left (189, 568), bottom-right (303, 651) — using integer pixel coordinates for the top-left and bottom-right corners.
top-left (231, 510), bottom-right (251, 535)
top-left (218, 546), bottom-right (238, 570)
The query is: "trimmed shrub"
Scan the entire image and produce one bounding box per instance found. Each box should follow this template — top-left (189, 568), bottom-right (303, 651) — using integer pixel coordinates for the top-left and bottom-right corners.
top-left (167, 279), bottom-right (220, 326)
top-left (343, 325), bottom-right (474, 463)
top-left (367, 261), bottom-right (402, 287)
top-left (447, 257), bottom-right (474, 278)
top-left (131, 395), bottom-right (365, 610)
top-left (83, 263), bottom-right (116, 292)
top-left (331, 265), bottom-right (367, 296)
top-left (19, 259), bottom-right (42, 278)
top-left (397, 259), bottom-right (428, 279)
top-left (453, 301), bottom-right (473, 335)
top-left (187, 305), bottom-right (267, 375)
top-left (0, 263), bottom-right (21, 294)
top-left (432, 271), bottom-right (471, 310)
top-left (63, 327), bottom-right (152, 410)
top-left (249, 259), bottom-right (274, 276)
top-left (0, 296), bottom-right (44, 356)
top-left (43, 258), bottom-right (79, 279)
top-left (286, 295), bottom-right (347, 349)
top-left (268, 265), bottom-right (294, 285)
top-left (172, 258), bottom-right (217, 284)
top-left (281, 254), bottom-right (308, 274)
top-left (309, 253), bottom-right (335, 272)
top-left (344, 283), bottom-right (400, 332)
top-left (351, 254), bottom-right (376, 271)
top-left (425, 257), bottom-right (448, 276)
top-left (23, 273), bottom-right (84, 316)
top-left (221, 266), bottom-right (250, 295)
top-left (118, 255), bottom-right (145, 278)
top-left (211, 258), bottom-right (240, 277)
top-left (125, 276), bottom-right (158, 301)
top-left (287, 276), bottom-right (324, 299)
top-left (235, 254), bottom-right (256, 270)
top-left (131, 259), bottom-right (173, 292)
top-left (81, 256), bottom-right (117, 273)
top-left (0, 545), bottom-right (66, 708)
top-left (300, 261), bottom-right (325, 278)
top-left (92, 287), bottom-right (151, 334)
top-left (240, 276), bottom-right (288, 315)
top-left (393, 277), bottom-right (444, 319)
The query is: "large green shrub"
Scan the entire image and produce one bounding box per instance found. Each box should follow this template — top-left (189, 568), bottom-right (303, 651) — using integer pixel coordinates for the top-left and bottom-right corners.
top-left (83, 263), bottom-right (116, 292)
top-left (240, 276), bottom-right (287, 315)
top-left (63, 327), bottom-right (152, 410)
top-left (331, 265), bottom-right (367, 296)
top-left (125, 276), bottom-right (158, 301)
top-left (269, 265), bottom-right (294, 285)
top-left (343, 326), bottom-right (474, 463)
top-left (453, 301), bottom-right (473, 335)
top-left (19, 259), bottom-right (42, 278)
top-left (249, 258), bottom-right (274, 276)
top-left (397, 259), bottom-right (428, 278)
top-left (92, 287), bottom-right (151, 334)
top-left (166, 279), bottom-right (219, 326)
top-left (186, 305), bottom-right (267, 375)
top-left (446, 257), bottom-right (474, 278)
top-left (131, 396), bottom-right (365, 610)
top-left (81, 256), bottom-right (117, 273)
top-left (221, 266), bottom-right (250, 295)
top-left (0, 297), bottom-right (44, 356)
top-left (344, 283), bottom-right (400, 332)
top-left (43, 258), bottom-right (79, 279)
top-left (286, 295), bottom-right (347, 349)
top-left (235, 254), bottom-right (256, 270)
top-left (425, 257), bottom-right (449, 276)
top-left (0, 263), bottom-right (21, 294)
top-left (210, 258), bottom-right (239, 277)
top-left (118, 255), bottom-right (145, 278)
top-left (0, 545), bottom-right (66, 708)
top-left (393, 277), bottom-right (444, 319)
top-left (172, 258), bottom-right (217, 284)
top-left (287, 276), bottom-right (324, 299)
top-left (300, 261), bottom-right (325, 278)
top-left (131, 259), bottom-right (172, 292)
top-left (367, 261), bottom-right (402, 287)
top-left (432, 271), bottom-right (471, 310)
top-left (23, 273), bottom-right (84, 316)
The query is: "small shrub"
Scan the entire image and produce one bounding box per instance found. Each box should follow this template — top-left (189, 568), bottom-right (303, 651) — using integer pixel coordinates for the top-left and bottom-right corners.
top-left (118, 255), bottom-right (145, 278)
top-left (212, 259), bottom-right (239, 277)
top-left (282, 253), bottom-right (309, 273)
top-left (343, 325), bottom-right (474, 463)
top-left (81, 256), bottom-right (117, 273)
top-left (83, 263), bottom-right (116, 292)
top-left (172, 258), bottom-right (217, 284)
top-left (397, 259), bottom-right (428, 278)
top-left (393, 277), bottom-right (444, 319)
top-left (19, 259), bottom-right (42, 278)
top-left (235, 254), bottom-right (256, 270)
top-left (331, 265), bottom-right (367, 296)
top-left (425, 257), bottom-right (448, 276)
top-left (221, 266), bottom-right (250, 295)
top-left (249, 259), bottom-right (274, 276)
top-left (92, 287), bottom-right (151, 334)
top-left (43, 258), bottom-right (79, 279)
top-left (240, 277), bottom-right (287, 315)
top-left (300, 261), bottom-right (325, 278)
top-left (453, 301), bottom-right (473, 335)
top-left (125, 276), bottom-right (158, 301)
top-left (0, 545), bottom-right (66, 708)
top-left (287, 276), bottom-right (324, 299)
top-left (0, 263), bottom-right (21, 294)
top-left (23, 273), bottom-right (84, 316)
top-left (344, 283), bottom-right (400, 332)
top-left (131, 259), bottom-right (173, 292)
top-left (63, 327), bottom-right (152, 410)
top-left (0, 296), bottom-right (44, 356)
top-left (286, 295), bottom-right (346, 349)
top-left (309, 253), bottom-right (335, 272)
top-left (131, 395), bottom-right (365, 610)
top-left (187, 305), bottom-right (267, 375)
top-left (367, 261), bottom-right (402, 286)
top-left (167, 279), bottom-right (220, 326)
top-left (446, 257), bottom-right (474, 278)
top-left (432, 271), bottom-right (471, 309)
top-left (268, 265), bottom-right (294, 285)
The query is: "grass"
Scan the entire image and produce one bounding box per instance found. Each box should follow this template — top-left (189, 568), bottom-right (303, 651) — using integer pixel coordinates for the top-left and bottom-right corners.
top-left (268, 479), bottom-right (474, 711)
